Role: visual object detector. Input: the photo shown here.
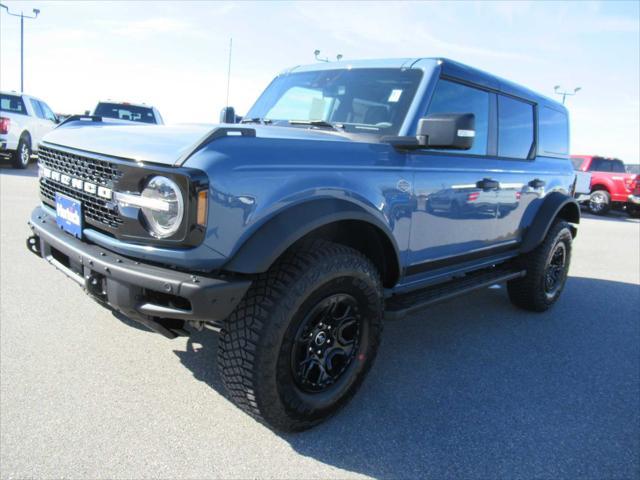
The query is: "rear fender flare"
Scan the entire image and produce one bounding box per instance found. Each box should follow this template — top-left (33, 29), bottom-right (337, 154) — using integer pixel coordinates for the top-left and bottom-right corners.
top-left (520, 191), bottom-right (580, 253)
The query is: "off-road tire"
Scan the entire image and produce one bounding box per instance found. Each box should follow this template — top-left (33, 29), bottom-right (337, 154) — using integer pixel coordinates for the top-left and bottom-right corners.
top-left (218, 240), bottom-right (383, 432)
top-left (588, 189), bottom-right (611, 215)
top-left (12, 137), bottom-right (32, 169)
top-left (507, 220), bottom-right (573, 312)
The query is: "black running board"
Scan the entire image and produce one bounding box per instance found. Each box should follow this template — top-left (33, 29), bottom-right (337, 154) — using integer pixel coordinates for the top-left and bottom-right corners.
top-left (385, 267), bottom-right (526, 320)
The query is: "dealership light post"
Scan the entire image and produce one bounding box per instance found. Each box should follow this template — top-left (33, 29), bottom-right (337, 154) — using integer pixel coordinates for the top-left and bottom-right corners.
top-left (0, 3), bottom-right (40, 92)
top-left (554, 85), bottom-right (581, 104)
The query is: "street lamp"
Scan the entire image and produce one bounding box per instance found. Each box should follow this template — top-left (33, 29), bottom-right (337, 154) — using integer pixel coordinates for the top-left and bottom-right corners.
top-left (0, 3), bottom-right (41, 92)
top-left (314, 50), bottom-right (344, 63)
top-left (554, 85), bottom-right (581, 104)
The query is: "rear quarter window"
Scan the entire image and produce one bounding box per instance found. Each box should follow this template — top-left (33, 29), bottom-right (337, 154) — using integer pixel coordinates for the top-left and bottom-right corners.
top-left (539, 106), bottom-right (569, 156)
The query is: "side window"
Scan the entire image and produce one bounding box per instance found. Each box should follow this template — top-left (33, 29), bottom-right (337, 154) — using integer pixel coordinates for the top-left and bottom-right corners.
top-left (29, 99), bottom-right (45, 119)
top-left (498, 95), bottom-right (534, 159)
top-left (610, 160), bottom-right (626, 173)
top-left (39, 101), bottom-right (57, 122)
top-left (539, 106), bottom-right (569, 156)
top-left (426, 79), bottom-right (489, 155)
top-left (588, 159), bottom-right (610, 172)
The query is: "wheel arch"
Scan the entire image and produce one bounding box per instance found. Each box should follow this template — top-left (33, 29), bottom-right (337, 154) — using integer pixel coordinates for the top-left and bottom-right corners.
top-left (222, 199), bottom-right (402, 288)
top-left (19, 130), bottom-right (32, 145)
top-left (590, 183), bottom-right (610, 193)
top-left (520, 192), bottom-right (580, 254)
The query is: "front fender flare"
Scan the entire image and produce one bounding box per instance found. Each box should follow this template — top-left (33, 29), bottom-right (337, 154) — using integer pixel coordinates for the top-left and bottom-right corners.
top-left (520, 191), bottom-right (580, 253)
top-left (223, 199), bottom-right (401, 275)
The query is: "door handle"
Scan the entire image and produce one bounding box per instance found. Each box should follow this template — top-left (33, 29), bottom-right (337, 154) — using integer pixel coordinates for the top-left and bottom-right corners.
top-left (528, 178), bottom-right (546, 189)
top-left (476, 178), bottom-right (500, 190)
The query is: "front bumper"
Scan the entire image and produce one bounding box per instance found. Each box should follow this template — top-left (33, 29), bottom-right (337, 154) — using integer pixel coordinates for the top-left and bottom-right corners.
top-left (628, 194), bottom-right (640, 205)
top-left (27, 206), bottom-right (251, 338)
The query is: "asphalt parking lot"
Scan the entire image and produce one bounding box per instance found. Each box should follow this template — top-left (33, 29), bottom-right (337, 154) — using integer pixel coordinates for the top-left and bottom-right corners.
top-left (1, 163), bottom-right (639, 480)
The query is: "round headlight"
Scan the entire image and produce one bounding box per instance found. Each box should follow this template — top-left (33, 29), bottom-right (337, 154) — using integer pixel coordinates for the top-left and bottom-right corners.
top-left (140, 176), bottom-right (184, 238)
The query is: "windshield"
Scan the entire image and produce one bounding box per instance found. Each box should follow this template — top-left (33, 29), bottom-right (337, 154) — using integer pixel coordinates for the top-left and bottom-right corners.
top-left (246, 68), bottom-right (423, 134)
top-left (94, 103), bottom-right (156, 124)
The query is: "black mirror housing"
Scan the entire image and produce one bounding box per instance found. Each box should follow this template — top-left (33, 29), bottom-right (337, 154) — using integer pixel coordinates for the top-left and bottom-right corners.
top-left (220, 106), bottom-right (237, 124)
top-left (417, 113), bottom-right (475, 150)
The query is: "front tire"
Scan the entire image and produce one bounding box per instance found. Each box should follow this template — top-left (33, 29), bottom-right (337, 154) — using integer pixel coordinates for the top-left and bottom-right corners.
top-left (12, 137), bottom-right (32, 169)
top-left (588, 189), bottom-right (611, 215)
top-left (218, 240), bottom-right (383, 431)
top-left (507, 220), bottom-right (573, 312)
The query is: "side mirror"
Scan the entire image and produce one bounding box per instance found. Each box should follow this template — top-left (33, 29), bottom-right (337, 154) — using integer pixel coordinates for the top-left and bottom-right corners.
top-left (417, 113), bottom-right (475, 150)
top-left (220, 106), bottom-right (236, 124)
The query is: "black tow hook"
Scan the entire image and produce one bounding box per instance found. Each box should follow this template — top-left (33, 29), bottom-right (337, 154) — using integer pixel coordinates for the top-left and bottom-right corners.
top-left (26, 235), bottom-right (41, 257)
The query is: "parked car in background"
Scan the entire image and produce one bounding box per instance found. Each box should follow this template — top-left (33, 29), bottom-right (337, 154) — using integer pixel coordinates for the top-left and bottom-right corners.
top-left (90, 101), bottom-right (164, 124)
top-left (0, 91), bottom-right (58, 169)
top-left (571, 155), bottom-right (639, 217)
top-left (626, 164), bottom-right (640, 175)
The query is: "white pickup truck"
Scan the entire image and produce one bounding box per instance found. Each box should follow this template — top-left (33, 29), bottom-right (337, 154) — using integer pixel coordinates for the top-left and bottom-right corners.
top-left (0, 91), bottom-right (58, 169)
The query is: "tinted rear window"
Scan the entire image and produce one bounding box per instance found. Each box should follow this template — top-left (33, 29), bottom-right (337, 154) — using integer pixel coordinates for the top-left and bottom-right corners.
top-left (1, 94), bottom-right (27, 114)
top-left (589, 157), bottom-right (626, 173)
top-left (539, 106), bottom-right (569, 156)
top-left (498, 95), bottom-right (534, 159)
top-left (94, 103), bottom-right (156, 124)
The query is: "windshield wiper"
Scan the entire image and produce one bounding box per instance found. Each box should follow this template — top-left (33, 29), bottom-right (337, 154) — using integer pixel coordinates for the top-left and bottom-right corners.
top-left (240, 117), bottom-right (272, 125)
top-left (288, 120), bottom-right (343, 131)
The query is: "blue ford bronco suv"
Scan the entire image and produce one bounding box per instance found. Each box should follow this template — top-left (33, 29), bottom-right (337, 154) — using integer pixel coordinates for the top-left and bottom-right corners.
top-left (26, 58), bottom-right (579, 431)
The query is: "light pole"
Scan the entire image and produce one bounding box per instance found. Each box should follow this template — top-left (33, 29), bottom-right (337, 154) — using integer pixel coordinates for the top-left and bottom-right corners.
top-left (0, 3), bottom-right (40, 92)
top-left (314, 50), bottom-right (343, 63)
top-left (554, 85), bottom-right (581, 104)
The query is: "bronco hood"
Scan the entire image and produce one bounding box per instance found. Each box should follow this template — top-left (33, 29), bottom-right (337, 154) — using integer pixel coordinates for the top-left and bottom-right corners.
top-left (42, 120), bottom-right (356, 166)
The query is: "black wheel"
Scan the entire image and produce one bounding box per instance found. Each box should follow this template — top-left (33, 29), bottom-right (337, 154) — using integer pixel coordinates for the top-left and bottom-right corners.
top-left (12, 137), bottom-right (32, 169)
top-left (218, 240), bottom-right (383, 431)
top-left (627, 205), bottom-right (640, 218)
top-left (507, 220), bottom-right (573, 312)
top-left (588, 190), bottom-right (611, 215)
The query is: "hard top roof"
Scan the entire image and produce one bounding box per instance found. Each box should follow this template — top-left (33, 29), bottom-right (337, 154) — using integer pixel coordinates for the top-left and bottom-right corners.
top-left (283, 57), bottom-right (564, 111)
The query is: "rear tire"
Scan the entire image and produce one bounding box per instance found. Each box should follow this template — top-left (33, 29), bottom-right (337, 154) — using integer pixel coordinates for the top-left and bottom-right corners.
top-left (218, 240), bottom-right (383, 432)
top-left (507, 220), bottom-right (573, 312)
top-left (588, 189), bottom-right (611, 215)
top-left (12, 137), bottom-right (31, 169)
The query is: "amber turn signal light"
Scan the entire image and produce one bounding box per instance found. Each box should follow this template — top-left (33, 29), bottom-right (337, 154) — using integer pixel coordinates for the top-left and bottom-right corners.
top-left (196, 190), bottom-right (208, 226)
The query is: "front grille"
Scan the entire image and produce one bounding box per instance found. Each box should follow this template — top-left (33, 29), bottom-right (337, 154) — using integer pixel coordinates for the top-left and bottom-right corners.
top-left (38, 146), bottom-right (124, 233)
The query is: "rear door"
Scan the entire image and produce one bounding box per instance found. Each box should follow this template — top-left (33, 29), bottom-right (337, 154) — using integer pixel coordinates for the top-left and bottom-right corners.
top-left (491, 94), bottom-right (538, 243)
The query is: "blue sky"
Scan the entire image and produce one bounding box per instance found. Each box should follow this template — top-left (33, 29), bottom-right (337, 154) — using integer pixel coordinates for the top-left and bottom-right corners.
top-left (1, 1), bottom-right (638, 162)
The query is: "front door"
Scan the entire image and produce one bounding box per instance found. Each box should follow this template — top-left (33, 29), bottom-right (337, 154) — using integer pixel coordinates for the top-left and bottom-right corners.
top-left (407, 78), bottom-right (502, 275)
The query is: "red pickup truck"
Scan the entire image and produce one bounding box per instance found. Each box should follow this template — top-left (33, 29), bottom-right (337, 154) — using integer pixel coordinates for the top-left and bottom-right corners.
top-left (571, 155), bottom-right (640, 217)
